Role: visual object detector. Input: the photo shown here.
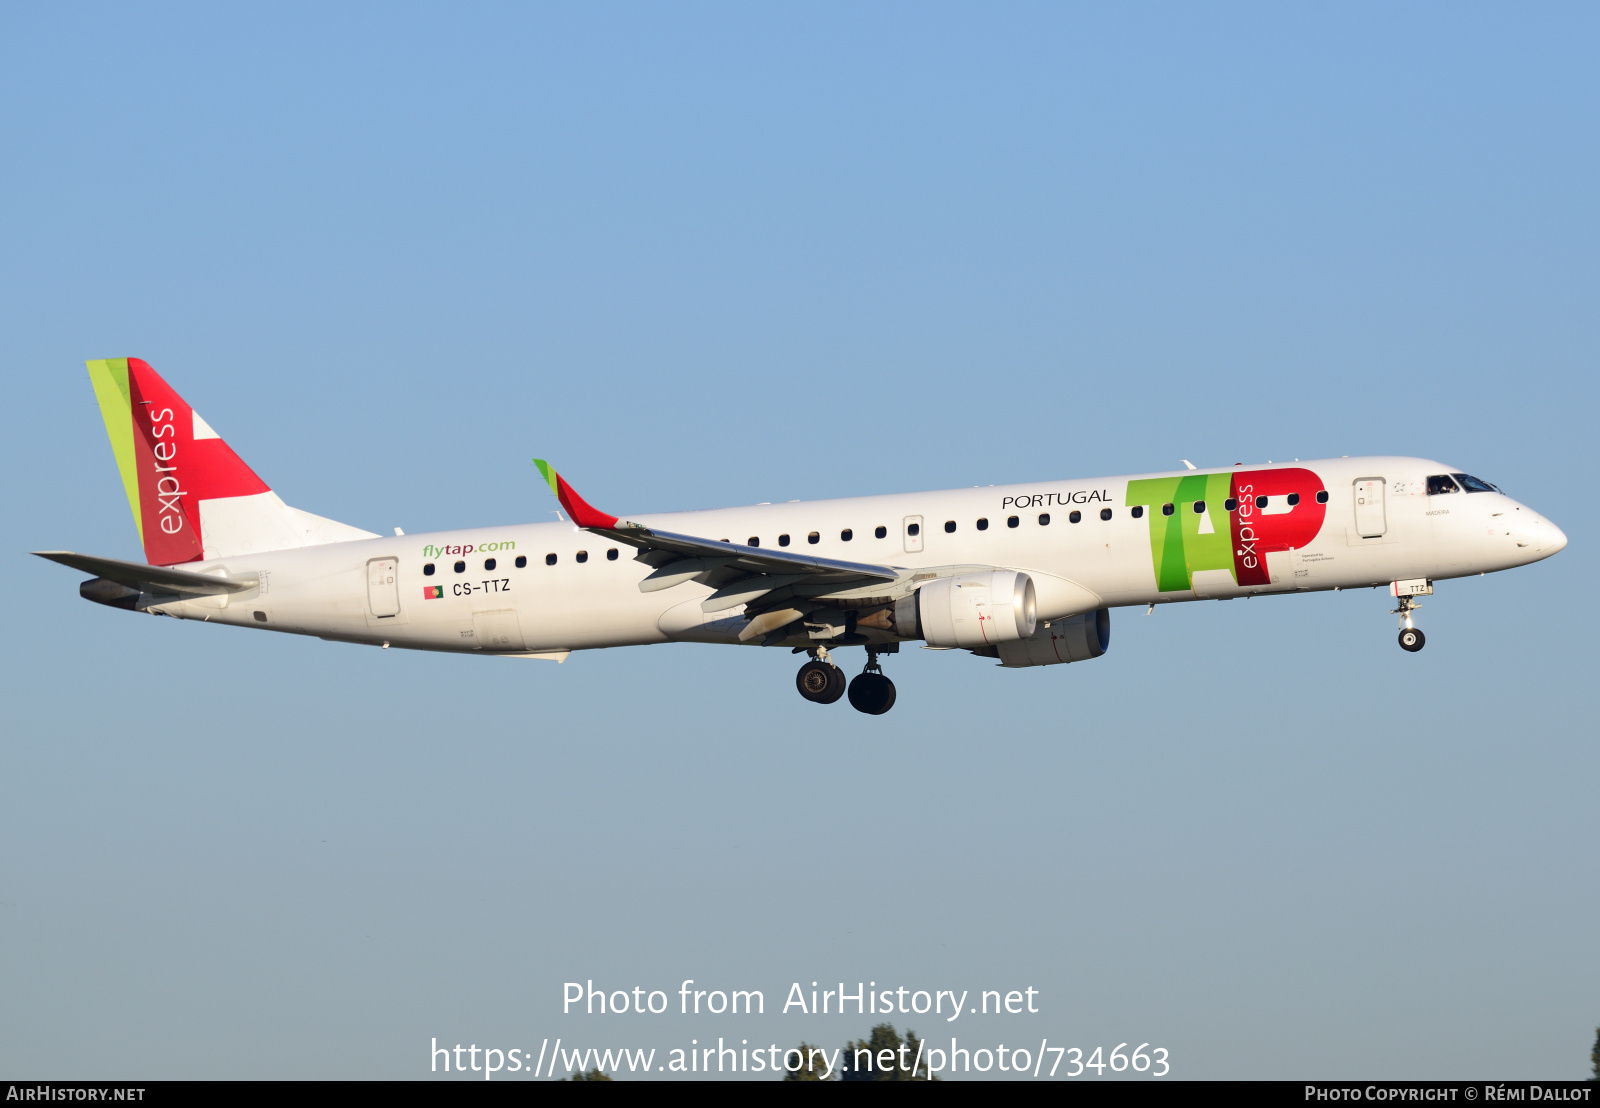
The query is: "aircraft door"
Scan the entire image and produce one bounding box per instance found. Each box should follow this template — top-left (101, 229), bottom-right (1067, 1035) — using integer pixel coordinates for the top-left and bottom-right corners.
top-left (903, 515), bottom-right (924, 554)
top-left (366, 557), bottom-right (400, 617)
top-left (1353, 479), bottom-right (1386, 538)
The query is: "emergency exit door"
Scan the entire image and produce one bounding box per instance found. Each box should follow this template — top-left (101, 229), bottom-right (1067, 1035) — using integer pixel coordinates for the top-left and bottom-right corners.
top-left (903, 515), bottom-right (924, 554)
top-left (367, 558), bottom-right (400, 617)
top-left (1353, 479), bottom-right (1386, 538)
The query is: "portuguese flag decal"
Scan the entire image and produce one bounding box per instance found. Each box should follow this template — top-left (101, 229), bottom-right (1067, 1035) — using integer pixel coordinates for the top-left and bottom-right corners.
top-left (423, 586), bottom-right (443, 599)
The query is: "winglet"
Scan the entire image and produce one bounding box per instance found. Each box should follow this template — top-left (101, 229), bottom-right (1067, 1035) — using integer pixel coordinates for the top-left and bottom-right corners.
top-left (532, 459), bottom-right (620, 529)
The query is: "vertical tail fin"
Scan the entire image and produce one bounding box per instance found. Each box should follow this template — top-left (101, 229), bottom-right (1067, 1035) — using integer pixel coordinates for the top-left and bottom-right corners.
top-left (86, 358), bottom-right (375, 565)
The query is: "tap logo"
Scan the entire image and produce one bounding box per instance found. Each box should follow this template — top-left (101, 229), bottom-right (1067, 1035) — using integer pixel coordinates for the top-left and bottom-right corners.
top-left (1126, 467), bottom-right (1327, 592)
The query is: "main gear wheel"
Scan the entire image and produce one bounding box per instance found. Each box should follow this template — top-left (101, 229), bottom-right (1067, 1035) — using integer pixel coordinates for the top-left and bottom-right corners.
top-left (847, 671), bottom-right (897, 715)
top-left (796, 660), bottom-right (846, 704)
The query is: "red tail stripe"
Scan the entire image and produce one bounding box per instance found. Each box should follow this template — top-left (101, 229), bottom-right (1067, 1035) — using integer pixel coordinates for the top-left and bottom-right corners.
top-left (126, 358), bottom-right (272, 565)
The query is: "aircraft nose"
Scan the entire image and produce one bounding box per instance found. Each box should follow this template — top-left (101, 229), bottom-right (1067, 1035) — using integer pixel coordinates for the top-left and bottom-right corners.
top-left (1538, 517), bottom-right (1568, 555)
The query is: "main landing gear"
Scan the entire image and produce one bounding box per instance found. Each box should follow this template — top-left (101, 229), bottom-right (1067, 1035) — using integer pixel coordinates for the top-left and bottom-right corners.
top-left (794, 646), bottom-right (897, 714)
top-left (847, 651), bottom-right (897, 716)
top-left (796, 649), bottom-right (846, 704)
top-left (1394, 596), bottom-right (1425, 653)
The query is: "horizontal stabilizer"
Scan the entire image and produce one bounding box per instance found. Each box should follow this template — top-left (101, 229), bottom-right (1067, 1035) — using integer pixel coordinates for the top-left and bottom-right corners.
top-left (33, 550), bottom-right (257, 597)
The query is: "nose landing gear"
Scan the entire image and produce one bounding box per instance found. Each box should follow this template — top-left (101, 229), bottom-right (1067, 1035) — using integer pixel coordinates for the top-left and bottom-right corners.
top-left (846, 650), bottom-right (897, 715)
top-left (1394, 596), bottom-right (1425, 652)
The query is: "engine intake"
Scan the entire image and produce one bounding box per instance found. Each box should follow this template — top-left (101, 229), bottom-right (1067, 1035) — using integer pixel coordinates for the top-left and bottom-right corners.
top-left (898, 570), bottom-right (1037, 648)
top-left (997, 608), bottom-right (1110, 668)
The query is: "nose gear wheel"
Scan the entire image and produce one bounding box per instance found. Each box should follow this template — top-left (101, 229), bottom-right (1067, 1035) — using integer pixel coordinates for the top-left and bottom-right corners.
top-left (1393, 596), bottom-right (1425, 652)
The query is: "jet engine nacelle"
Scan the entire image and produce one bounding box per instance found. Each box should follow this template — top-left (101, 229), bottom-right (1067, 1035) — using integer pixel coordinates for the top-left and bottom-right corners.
top-left (996, 608), bottom-right (1110, 668)
top-left (79, 577), bottom-right (143, 611)
top-left (897, 570), bottom-right (1037, 648)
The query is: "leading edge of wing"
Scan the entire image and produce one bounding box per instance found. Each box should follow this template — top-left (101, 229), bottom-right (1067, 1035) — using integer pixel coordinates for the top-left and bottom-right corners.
top-left (609, 526), bottom-right (898, 583)
top-left (530, 459), bottom-right (898, 584)
top-left (33, 550), bottom-right (258, 595)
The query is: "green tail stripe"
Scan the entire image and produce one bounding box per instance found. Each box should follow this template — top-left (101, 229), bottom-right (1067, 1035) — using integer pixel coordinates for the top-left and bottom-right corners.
top-left (85, 358), bottom-right (142, 544)
top-left (532, 458), bottom-right (560, 498)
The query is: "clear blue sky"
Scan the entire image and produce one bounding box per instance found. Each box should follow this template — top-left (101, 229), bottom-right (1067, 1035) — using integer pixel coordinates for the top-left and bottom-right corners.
top-left (2, 2), bottom-right (1595, 1079)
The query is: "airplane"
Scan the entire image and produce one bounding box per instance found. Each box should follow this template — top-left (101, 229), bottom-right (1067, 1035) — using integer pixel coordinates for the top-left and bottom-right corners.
top-left (37, 358), bottom-right (1568, 715)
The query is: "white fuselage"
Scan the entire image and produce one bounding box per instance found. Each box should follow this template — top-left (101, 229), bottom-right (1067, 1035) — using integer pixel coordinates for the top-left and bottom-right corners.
top-left (145, 457), bottom-right (1565, 657)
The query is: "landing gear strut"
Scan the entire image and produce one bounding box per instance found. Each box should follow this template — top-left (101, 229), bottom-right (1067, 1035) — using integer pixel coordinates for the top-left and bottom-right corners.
top-left (846, 650), bottom-right (897, 715)
top-left (1394, 596), bottom-right (1425, 652)
top-left (796, 645), bottom-right (846, 704)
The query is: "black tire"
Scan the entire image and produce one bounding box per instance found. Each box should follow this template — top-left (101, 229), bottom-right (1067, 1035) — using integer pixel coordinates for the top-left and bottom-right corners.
top-left (1398, 628), bottom-right (1425, 652)
top-left (876, 676), bottom-right (896, 714)
top-left (847, 672), bottom-right (897, 715)
top-left (822, 664), bottom-right (847, 704)
top-left (797, 661), bottom-right (846, 704)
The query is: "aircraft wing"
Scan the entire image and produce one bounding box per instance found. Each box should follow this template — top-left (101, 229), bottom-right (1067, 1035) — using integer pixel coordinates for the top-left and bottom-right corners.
top-left (33, 550), bottom-right (258, 596)
top-left (532, 461), bottom-right (901, 628)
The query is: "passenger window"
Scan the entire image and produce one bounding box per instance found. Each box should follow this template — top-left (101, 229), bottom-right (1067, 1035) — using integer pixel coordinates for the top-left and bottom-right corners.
top-left (944, 520), bottom-right (956, 533)
top-left (779, 534), bottom-right (791, 547)
top-left (1038, 513), bottom-right (1050, 526)
top-left (1453, 473), bottom-right (1497, 493)
top-left (606, 548), bottom-right (618, 561)
top-left (1131, 505), bottom-right (1144, 519)
top-left (1161, 503), bottom-right (1174, 516)
top-left (748, 536), bottom-right (759, 546)
top-left (976, 518), bottom-right (989, 531)
top-left (874, 526), bottom-right (887, 539)
top-left (1316, 491), bottom-right (1329, 504)
top-left (454, 560), bottom-right (466, 573)
top-left (1193, 500), bottom-right (1205, 514)
top-left (807, 532), bottom-right (820, 545)
top-left (1427, 475), bottom-right (1460, 495)
top-left (841, 529), bottom-right (853, 541)
top-left (1225, 498), bottom-right (1238, 511)
top-left (545, 553), bottom-right (557, 565)
top-left (1069, 511), bottom-right (1081, 523)
top-left (515, 555), bottom-right (527, 568)
top-left (1007, 515), bottom-right (1019, 528)
top-left (1100, 508), bottom-right (1113, 521)
top-left (484, 557), bottom-right (496, 571)
top-left (576, 551), bottom-right (588, 563)
top-left (423, 563), bottom-right (436, 576)
top-left (907, 523), bottom-right (920, 537)
top-left (1287, 493), bottom-right (1299, 506)
top-left (1254, 495), bottom-right (1268, 509)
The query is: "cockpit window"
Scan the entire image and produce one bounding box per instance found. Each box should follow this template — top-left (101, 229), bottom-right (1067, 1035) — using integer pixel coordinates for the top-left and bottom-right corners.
top-left (1426, 474), bottom-right (1460, 495)
top-left (1452, 473), bottom-right (1498, 493)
